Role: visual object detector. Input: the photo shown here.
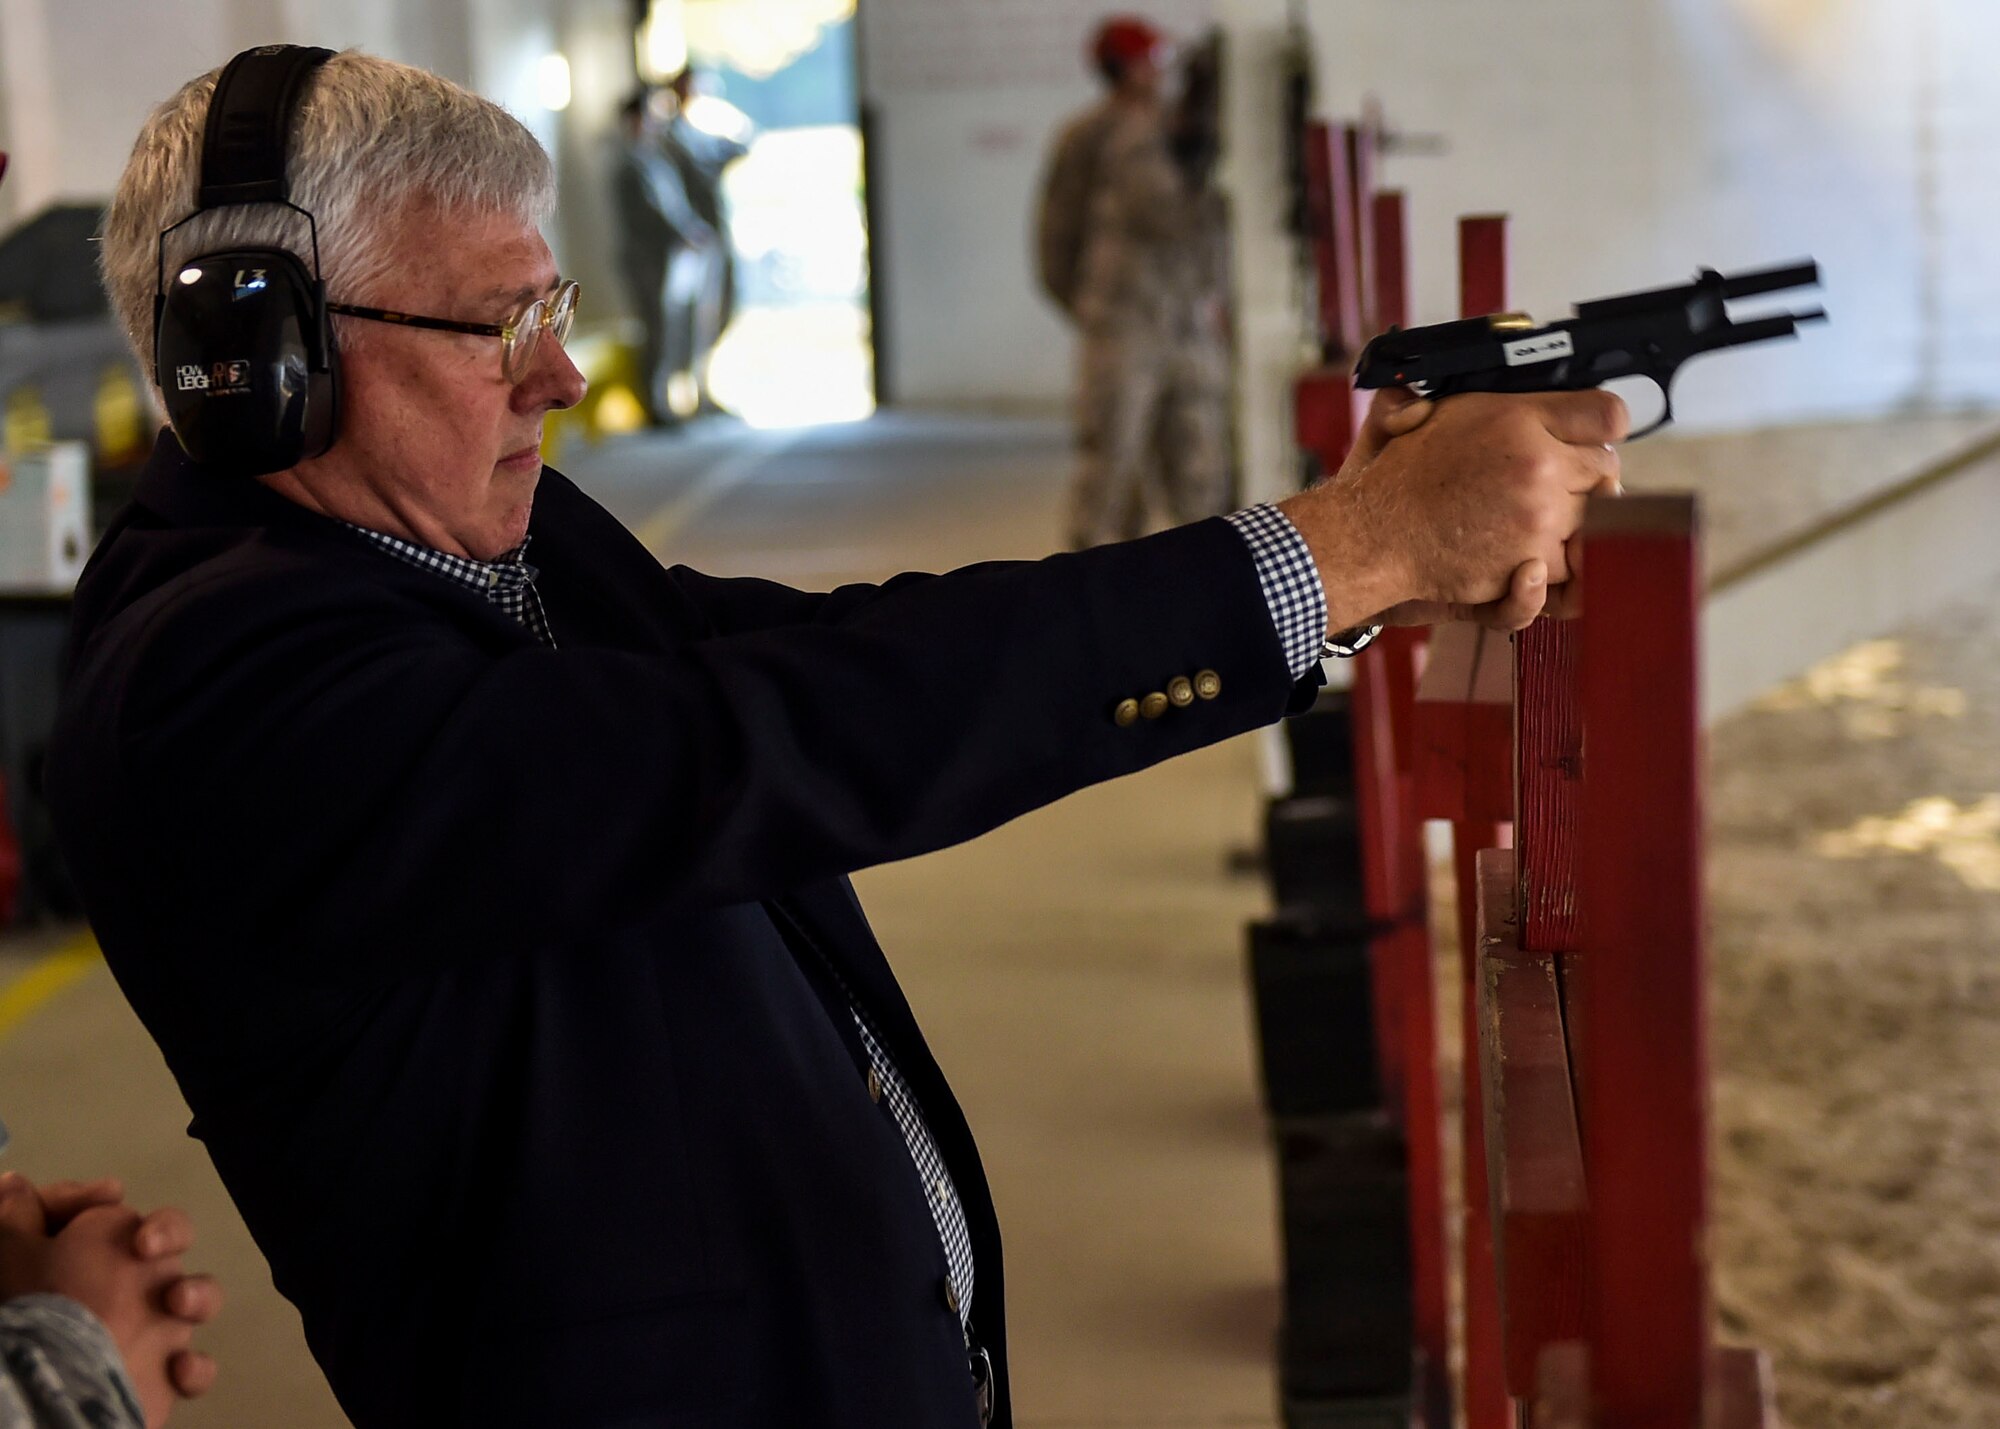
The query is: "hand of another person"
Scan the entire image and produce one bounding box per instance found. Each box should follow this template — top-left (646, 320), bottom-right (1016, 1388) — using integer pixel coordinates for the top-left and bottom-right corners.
top-left (1278, 386), bottom-right (1627, 634)
top-left (0, 1172), bottom-right (222, 1427)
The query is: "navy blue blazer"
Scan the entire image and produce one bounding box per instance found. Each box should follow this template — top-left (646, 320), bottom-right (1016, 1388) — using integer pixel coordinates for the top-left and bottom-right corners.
top-left (47, 433), bottom-right (1315, 1427)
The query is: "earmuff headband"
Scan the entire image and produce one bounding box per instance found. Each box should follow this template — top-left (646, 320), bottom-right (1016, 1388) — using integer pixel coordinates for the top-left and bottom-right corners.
top-left (198, 45), bottom-right (336, 209)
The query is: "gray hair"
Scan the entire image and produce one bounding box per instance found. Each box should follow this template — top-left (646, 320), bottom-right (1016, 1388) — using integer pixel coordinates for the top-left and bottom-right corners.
top-left (101, 49), bottom-right (555, 383)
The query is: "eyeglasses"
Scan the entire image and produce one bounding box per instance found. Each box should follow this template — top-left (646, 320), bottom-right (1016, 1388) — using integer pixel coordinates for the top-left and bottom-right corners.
top-left (327, 279), bottom-right (580, 382)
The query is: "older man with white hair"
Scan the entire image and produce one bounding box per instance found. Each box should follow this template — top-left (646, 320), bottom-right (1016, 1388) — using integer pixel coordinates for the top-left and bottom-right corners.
top-left (49, 45), bottom-right (1624, 1429)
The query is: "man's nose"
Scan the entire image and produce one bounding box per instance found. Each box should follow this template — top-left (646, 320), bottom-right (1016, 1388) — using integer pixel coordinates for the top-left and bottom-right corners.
top-left (516, 337), bottom-right (588, 413)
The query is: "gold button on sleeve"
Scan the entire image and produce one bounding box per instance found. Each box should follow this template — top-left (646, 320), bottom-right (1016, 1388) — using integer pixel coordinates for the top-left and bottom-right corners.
top-left (1167, 676), bottom-right (1195, 708)
top-left (1194, 669), bottom-right (1222, 700)
top-left (1113, 697), bottom-right (1140, 727)
top-left (1140, 691), bottom-right (1170, 720)
top-left (866, 1067), bottom-right (884, 1104)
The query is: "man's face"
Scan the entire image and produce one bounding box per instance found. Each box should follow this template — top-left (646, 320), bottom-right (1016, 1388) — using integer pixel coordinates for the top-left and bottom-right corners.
top-left (281, 202), bottom-right (586, 560)
top-left (1117, 51), bottom-right (1167, 102)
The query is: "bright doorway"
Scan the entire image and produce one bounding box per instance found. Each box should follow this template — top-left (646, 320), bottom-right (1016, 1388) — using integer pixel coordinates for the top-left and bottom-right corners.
top-left (639, 0), bottom-right (873, 430)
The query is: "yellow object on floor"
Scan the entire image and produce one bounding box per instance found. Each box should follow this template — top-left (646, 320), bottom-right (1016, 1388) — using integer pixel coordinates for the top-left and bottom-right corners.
top-left (542, 326), bottom-right (648, 466)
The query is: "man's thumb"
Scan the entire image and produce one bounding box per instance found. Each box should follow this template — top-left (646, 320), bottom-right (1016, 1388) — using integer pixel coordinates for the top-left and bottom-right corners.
top-left (1353, 386), bottom-right (1433, 459)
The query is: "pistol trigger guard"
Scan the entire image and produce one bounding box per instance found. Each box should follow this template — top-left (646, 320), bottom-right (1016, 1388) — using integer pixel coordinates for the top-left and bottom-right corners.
top-left (1623, 374), bottom-right (1675, 442)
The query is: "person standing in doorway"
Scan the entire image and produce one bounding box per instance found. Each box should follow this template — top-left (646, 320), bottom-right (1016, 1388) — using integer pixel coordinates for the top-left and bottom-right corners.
top-left (661, 67), bottom-right (750, 412)
top-left (1037, 16), bottom-right (1235, 550)
top-left (610, 90), bottom-right (715, 428)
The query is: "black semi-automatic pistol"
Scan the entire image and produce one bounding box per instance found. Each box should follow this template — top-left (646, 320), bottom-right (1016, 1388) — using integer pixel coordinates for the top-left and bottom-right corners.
top-left (1353, 261), bottom-right (1826, 437)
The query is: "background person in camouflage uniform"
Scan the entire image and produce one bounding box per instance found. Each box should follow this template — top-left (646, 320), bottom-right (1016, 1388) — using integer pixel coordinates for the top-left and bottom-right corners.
top-left (1037, 17), bottom-right (1233, 550)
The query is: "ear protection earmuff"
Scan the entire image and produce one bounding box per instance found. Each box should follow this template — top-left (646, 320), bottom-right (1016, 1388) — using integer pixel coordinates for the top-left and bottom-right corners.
top-left (154, 44), bottom-right (340, 476)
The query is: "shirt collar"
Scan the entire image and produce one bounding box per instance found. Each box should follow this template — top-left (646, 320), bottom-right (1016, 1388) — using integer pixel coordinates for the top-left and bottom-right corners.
top-left (338, 523), bottom-right (556, 650)
top-left (339, 522), bottom-right (538, 595)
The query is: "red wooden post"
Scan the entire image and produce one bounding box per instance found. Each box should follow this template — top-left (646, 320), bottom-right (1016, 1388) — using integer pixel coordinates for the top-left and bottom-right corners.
top-left (1297, 113), bottom-right (1456, 1424)
top-left (1454, 817), bottom-right (1515, 1423)
top-left (1458, 215), bottom-right (1510, 320)
top-left (1452, 218), bottom-right (1524, 1429)
top-left (1350, 654), bottom-right (1409, 1102)
top-left (1374, 192), bottom-right (1409, 333)
top-left (1414, 624), bottom-right (1515, 1429)
top-left (1366, 630), bottom-right (1449, 1417)
top-left (1302, 119), bottom-right (1336, 340)
top-left (1293, 368), bottom-right (1365, 475)
top-left (1346, 119), bottom-right (1379, 338)
top-left (1575, 495), bottom-right (1711, 1427)
top-left (1295, 123), bottom-right (1369, 472)
top-left (1318, 159), bottom-right (1448, 1423)
top-left (1358, 186), bottom-right (1447, 1414)
top-left (1304, 121), bottom-right (1364, 359)
top-left (1475, 851), bottom-right (1590, 1397)
top-left (1460, 210), bottom-right (1586, 958)
top-left (1515, 622), bottom-right (1583, 954)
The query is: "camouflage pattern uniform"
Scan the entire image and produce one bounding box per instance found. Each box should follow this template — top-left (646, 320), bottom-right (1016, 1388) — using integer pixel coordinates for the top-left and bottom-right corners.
top-left (1039, 100), bottom-right (1232, 550)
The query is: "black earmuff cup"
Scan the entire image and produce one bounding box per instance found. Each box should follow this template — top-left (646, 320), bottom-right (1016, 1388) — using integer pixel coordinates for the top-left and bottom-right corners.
top-left (153, 44), bottom-right (339, 476)
top-left (155, 248), bottom-right (337, 477)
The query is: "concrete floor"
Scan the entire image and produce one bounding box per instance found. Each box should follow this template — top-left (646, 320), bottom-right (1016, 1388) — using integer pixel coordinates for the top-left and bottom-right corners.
top-left (0, 412), bottom-right (1289, 1428)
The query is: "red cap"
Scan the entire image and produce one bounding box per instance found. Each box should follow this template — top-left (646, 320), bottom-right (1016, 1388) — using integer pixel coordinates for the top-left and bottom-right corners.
top-left (1092, 16), bottom-right (1169, 76)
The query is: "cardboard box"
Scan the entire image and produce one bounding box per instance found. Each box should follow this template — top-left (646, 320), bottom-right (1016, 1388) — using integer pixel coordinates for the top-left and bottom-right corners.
top-left (0, 442), bottom-right (89, 592)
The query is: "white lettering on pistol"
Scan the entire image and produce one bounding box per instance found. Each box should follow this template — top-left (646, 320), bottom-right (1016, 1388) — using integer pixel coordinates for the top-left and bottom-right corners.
top-left (1502, 332), bottom-right (1575, 367)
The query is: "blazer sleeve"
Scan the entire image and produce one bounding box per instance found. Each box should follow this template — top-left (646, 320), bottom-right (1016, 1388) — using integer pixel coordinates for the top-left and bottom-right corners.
top-left (74, 517), bottom-right (1302, 987)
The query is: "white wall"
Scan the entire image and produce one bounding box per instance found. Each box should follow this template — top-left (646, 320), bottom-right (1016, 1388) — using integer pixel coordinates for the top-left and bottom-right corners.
top-left (1297, 0), bottom-right (2000, 431)
top-left (858, 0), bottom-right (1217, 409)
top-left (861, 83), bottom-right (1082, 409)
top-left (0, 0), bottom-right (492, 230)
top-left (0, 0), bottom-right (229, 226)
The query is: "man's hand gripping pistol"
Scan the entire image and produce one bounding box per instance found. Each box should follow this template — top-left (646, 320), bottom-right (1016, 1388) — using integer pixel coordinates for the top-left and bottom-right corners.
top-left (1353, 261), bottom-right (1826, 437)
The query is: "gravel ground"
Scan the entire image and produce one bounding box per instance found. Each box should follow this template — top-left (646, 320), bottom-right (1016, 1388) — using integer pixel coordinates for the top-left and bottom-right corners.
top-left (1709, 577), bottom-right (2000, 1427)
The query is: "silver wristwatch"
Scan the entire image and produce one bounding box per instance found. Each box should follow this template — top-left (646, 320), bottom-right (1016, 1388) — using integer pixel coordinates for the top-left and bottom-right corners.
top-left (1321, 623), bottom-right (1384, 659)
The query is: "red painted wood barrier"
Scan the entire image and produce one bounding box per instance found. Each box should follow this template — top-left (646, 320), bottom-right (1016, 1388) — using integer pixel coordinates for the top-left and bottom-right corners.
top-left (1474, 849), bottom-right (1588, 1397)
top-left (1295, 123), bottom-right (1450, 1422)
top-left (1415, 624), bottom-right (1515, 1429)
top-left (1432, 497), bottom-right (1777, 1427)
top-left (1574, 496), bottom-right (1714, 1425)
top-left (1304, 120), bottom-right (1365, 361)
top-left (1296, 111), bottom-right (1777, 1429)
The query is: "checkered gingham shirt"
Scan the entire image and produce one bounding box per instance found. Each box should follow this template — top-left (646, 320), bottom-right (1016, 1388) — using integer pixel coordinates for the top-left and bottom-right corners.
top-left (342, 505), bottom-right (1329, 1339)
top-left (1226, 503), bottom-right (1331, 678)
top-left (344, 523), bottom-right (558, 647)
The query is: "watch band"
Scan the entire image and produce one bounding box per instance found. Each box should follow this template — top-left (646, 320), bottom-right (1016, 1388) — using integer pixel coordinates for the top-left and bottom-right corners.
top-left (1321, 623), bottom-right (1384, 659)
